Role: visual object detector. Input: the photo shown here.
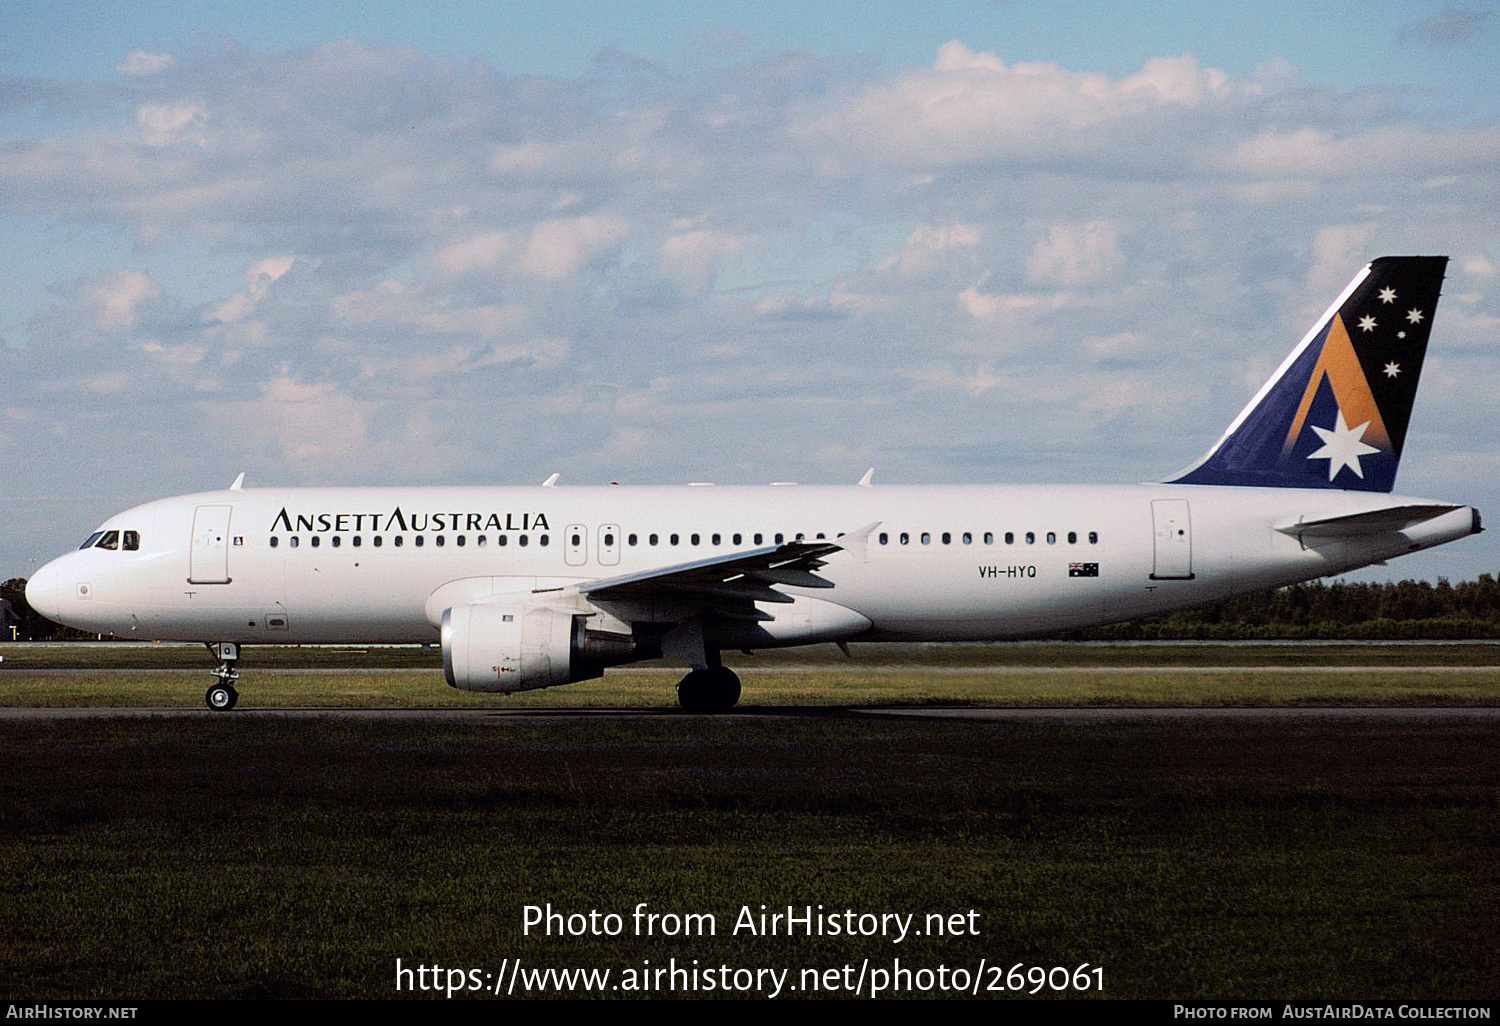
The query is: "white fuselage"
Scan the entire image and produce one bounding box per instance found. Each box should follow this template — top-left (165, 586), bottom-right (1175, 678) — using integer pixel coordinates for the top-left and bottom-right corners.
top-left (25, 482), bottom-right (1479, 647)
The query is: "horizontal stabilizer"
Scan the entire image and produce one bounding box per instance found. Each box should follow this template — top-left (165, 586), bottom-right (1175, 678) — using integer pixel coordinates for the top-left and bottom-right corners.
top-left (1275, 504), bottom-right (1464, 539)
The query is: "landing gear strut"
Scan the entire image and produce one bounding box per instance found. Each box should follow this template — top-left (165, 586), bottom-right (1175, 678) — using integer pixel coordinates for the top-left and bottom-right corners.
top-left (676, 666), bottom-right (741, 713)
top-left (205, 642), bottom-right (240, 711)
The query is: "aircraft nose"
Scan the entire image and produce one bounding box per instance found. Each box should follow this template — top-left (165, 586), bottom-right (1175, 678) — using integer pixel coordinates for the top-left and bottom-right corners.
top-left (25, 562), bottom-right (61, 623)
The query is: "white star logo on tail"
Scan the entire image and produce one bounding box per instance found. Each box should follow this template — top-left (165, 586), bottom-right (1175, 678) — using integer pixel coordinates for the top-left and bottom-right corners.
top-left (1306, 411), bottom-right (1380, 481)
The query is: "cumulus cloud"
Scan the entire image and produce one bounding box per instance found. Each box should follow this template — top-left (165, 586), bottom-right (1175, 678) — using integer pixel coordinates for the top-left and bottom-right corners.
top-left (793, 42), bottom-right (1263, 172)
top-left (878, 224), bottom-right (982, 276)
top-left (1026, 222), bottom-right (1124, 286)
top-left (119, 51), bottom-right (174, 76)
top-left (136, 102), bottom-right (206, 147)
top-left (516, 216), bottom-right (629, 279)
top-left (660, 228), bottom-right (746, 294)
top-left (85, 270), bottom-right (162, 331)
top-left (204, 257), bottom-right (301, 325)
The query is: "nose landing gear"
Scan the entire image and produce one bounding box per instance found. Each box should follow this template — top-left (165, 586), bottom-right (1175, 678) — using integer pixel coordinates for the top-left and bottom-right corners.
top-left (205, 641), bottom-right (240, 711)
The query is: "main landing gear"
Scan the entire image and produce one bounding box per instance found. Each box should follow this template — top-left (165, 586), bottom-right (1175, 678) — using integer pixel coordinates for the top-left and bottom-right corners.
top-left (205, 641), bottom-right (240, 711)
top-left (676, 666), bottom-right (741, 713)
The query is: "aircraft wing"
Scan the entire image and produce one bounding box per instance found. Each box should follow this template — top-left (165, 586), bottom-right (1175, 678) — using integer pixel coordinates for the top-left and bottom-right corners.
top-left (577, 539), bottom-right (844, 619)
top-left (1274, 504), bottom-right (1465, 540)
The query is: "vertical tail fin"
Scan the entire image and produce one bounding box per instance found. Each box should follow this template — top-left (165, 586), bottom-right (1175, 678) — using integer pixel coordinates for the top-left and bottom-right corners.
top-left (1168, 256), bottom-right (1447, 492)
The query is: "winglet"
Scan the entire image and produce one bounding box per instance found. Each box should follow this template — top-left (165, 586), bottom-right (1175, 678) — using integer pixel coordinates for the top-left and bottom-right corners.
top-left (834, 521), bottom-right (882, 563)
top-left (858, 468), bottom-right (874, 486)
top-left (1167, 256), bottom-right (1447, 492)
top-left (229, 472), bottom-right (246, 491)
top-left (541, 473), bottom-right (560, 487)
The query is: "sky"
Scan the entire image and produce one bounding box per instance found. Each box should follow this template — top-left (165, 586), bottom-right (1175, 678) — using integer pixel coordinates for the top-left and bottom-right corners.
top-left (2, 0), bottom-right (1498, 586)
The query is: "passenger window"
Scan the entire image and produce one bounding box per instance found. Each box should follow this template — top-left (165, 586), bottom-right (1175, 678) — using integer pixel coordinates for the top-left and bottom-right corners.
top-left (1068, 532), bottom-right (1077, 544)
top-left (962, 532), bottom-right (972, 544)
top-left (1005, 532), bottom-right (1013, 544)
top-left (497, 535), bottom-right (506, 547)
top-left (754, 533), bottom-right (764, 545)
top-left (628, 534), bottom-right (638, 546)
top-left (519, 535), bottom-right (529, 547)
top-left (731, 534), bottom-right (740, 545)
top-left (353, 536), bottom-right (362, 547)
top-left (331, 536), bottom-right (341, 548)
top-left (290, 537), bottom-right (300, 548)
top-left (1025, 532), bottom-right (1035, 544)
top-left (649, 534), bottom-right (659, 546)
top-left (436, 536), bottom-right (445, 547)
top-left (1089, 532), bottom-right (1099, 544)
top-left (879, 533), bottom-right (889, 545)
top-left (900, 533), bottom-right (909, 545)
top-left (394, 536), bottom-right (404, 547)
top-left (670, 534), bottom-right (680, 546)
top-left (456, 536), bottom-right (466, 547)
top-left (414, 536), bottom-right (423, 548)
top-left (311, 536), bottom-right (321, 548)
top-left (539, 535), bottom-right (549, 546)
top-left (691, 534), bottom-right (700, 546)
top-left (984, 532), bottom-right (993, 544)
top-left (775, 533), bottom-right (784, 544)
top-left (374, 536), bottom-right (383, 547)
top-left (270, 537), bottom-right (279, 549)
top-left (1046, 532), bottom-right (1056, 544)
top-left (941, 532), bottom-right (951, 545)
top-left (477, 536), bottom-right (486, 547)
top-left (921, 532), bottom-right (931, 544)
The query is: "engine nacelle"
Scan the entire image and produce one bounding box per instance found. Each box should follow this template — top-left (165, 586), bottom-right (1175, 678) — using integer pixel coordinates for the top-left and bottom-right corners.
top-left (441, 602), bottom-right (644, 693)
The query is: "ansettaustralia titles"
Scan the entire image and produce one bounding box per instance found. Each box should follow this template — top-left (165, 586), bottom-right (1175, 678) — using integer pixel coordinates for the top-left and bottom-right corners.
top-left (271, 507), bottom-right (550, 535)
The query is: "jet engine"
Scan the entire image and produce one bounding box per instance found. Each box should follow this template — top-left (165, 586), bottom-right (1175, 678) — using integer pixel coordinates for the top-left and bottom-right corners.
top-left (440, 602), bottom-right (640, 693)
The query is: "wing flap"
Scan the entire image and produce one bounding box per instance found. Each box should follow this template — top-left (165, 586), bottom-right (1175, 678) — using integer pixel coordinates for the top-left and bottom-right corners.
top-left (579, 540), bottom-right (843, 609)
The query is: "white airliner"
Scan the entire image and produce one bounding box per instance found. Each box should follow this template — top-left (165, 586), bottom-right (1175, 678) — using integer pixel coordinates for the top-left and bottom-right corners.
top-left (26, 257), bottom-right (1480, 711)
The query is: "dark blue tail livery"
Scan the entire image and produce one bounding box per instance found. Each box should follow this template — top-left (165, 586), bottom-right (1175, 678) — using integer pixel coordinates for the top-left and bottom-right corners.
top-left (1169, 256), bottom-right (1447, 492)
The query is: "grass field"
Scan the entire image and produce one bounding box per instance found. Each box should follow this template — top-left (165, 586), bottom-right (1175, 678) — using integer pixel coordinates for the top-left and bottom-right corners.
top-left (2, 642), bottom-right (1497, 1001)
top-left (5, 640), bottom-right (1500, 708)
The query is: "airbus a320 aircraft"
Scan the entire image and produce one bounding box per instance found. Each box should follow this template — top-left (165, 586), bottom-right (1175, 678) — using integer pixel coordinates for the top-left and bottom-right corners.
top-left (26, 257), bottom-right (1480, 711)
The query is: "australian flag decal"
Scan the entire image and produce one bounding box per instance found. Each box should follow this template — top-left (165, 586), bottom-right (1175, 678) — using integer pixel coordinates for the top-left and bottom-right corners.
top-left (1069, 563), bottom-right (1099, 578)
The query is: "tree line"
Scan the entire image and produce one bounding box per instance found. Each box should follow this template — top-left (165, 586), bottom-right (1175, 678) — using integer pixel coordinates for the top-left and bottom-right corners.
top-left (8, 573), bottom-right (1500, 642)
top-left (1075, 574), bottom-right (1500, 640)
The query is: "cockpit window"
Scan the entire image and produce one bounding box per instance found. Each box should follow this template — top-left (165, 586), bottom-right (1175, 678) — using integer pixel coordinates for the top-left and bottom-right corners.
top-left (122, 531), bottom-right (140, 551)
top-left (95, 531), bottom-right (120, 550)
top-left (79, 532), bottom-right (104, 550)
